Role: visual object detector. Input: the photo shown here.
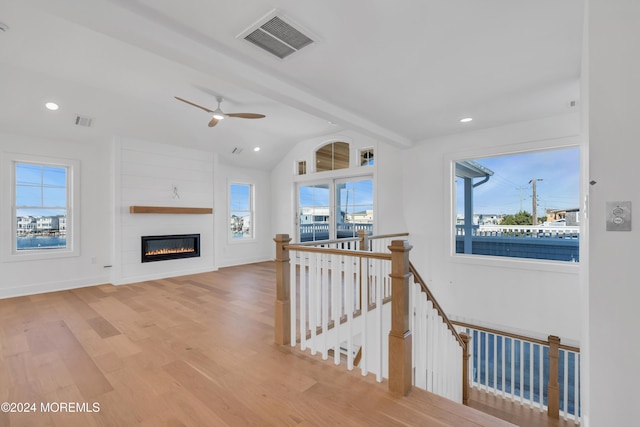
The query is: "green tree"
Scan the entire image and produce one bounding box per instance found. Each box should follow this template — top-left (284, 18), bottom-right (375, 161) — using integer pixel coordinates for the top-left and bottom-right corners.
top-left (501, 210), bottom-right (533, 225)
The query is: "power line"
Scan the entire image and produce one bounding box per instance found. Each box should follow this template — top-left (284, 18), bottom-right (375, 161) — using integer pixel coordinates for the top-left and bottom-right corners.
top-left (515, 186), bottom-right (527, 212)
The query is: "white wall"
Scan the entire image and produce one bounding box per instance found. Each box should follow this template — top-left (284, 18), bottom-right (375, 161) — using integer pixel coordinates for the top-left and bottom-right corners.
top-left (586, 1), bottom-right (639, 425)
top-left (270, 120), bottom-right (583, 341)
top-left (214, 162), bottom-right (273, 267)
top-left (0, 133), bottom-right (112, 298)
top-left (402, 114), bottom-right (583, 342)
top-left (112, 138), bottom-right (215, 284)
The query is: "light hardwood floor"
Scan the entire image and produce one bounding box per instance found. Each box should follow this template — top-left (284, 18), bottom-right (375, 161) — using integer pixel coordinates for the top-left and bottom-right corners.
top-left (1, 261), bottom-right (516, 426)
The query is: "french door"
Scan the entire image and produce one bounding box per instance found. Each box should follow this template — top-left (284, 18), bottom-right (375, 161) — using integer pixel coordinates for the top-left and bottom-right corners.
top-left (297, 177), bottom-right (373, 242)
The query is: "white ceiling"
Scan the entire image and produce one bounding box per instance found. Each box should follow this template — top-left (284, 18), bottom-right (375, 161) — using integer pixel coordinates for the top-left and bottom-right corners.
top-left (0, 0), bottom-right (584, 170)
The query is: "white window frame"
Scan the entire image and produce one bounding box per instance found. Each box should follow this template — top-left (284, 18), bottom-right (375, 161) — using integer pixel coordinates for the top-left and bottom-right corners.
top-left (444, 137), bottom-right (581, 274)
top-left (2, 152), bottom-right (80, 262)
top-left (228, 181), bottom-right (255, 242)
top-left (295, 172), bottom-right (374, 242)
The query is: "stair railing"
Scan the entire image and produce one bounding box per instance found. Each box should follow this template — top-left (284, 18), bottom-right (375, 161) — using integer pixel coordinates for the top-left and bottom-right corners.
top-left (452, 320), bottom-right (581, 423)
top-left (360, 231), bottom-right (470, 403)
top-left (275, 232), bottom-right (470, 402)
top-left (274, 233), bottom-right (404, 391)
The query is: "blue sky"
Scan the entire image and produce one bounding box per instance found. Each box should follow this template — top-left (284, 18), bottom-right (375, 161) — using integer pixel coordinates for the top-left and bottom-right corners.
top-left (299, 180), bottom-right (374, 213)
top-left (230, 183), bottom-right (251, 216)
top-left (456, 147), bottom-right (580, 215)
top-left (16, 163), bottom-right (67, 217)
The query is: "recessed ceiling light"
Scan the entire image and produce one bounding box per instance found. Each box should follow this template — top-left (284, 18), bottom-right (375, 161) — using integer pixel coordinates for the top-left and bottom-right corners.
top-left (253, 147), bottom-right (261, 152)
top-left (460, 117), bottom-right (473, 123)
top-left (45, 102), bottom-right (59, 111)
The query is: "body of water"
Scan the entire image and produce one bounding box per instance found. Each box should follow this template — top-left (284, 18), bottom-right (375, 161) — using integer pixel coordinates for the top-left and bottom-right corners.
top-left (17, 236), bottom-right (66, 250)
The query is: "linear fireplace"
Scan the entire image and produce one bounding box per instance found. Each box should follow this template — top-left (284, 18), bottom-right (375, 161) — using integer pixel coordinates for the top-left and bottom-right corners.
top-left (141, 234), bottom-right (200, 263)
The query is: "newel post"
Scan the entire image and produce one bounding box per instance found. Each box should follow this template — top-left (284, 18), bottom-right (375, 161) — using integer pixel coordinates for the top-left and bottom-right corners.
top-left (358, 230), bottom-right (369, 251)
top-left (388, 240), bottom-right (412, 396)
top-left (274, 234), bottom-right (292, 346)
top-left (461, 332), bottom-right (470, 405)
top-left (547, 335), bottom-right (561, 419)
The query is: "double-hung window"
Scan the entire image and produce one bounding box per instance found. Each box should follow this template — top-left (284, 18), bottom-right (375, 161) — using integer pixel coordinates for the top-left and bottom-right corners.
top-left (229, 182), bottom-right (254, 240)
top-left (4, 153), bottom-right (79, 260)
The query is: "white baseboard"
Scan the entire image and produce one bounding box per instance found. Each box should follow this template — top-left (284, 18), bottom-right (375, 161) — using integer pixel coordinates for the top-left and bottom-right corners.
top-left (215, 255), bottom-right (272, 268)
top-left (0, 275), bottom-right (112, 300)
top-left (112, 265), bottom-right (219, 286)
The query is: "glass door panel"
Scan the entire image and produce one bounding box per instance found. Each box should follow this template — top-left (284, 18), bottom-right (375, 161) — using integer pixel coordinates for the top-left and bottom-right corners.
top-left (298, 183), bottom-right (330, 242)
top-left (335, 178), bottom-right (374, 239)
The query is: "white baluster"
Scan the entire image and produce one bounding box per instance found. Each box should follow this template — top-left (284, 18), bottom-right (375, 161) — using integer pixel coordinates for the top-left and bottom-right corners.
top-left (346, 255), bottom-right (354, 371)
top-left (539, 345), bottom-right (544, 411)
top-left (300, 253), bottom-right (308, 351)
top-left (290, 251), bottom-right (297, 348)
top-left (493, 332), bottom-right (498, 395)
top-left (332, 253), bottom-right (340, 365)
top-left (484, 331), bottom-right (489, 392)
top-left (510, 337), bottom-right (515, 401)
top-left (360, 256), bottom-right (368, 377)
top-left (529, 342), bottom-right (534, 408)
top-left (322, 253), bottom-right (329, 360)
top-left (427, 300), bottom-right (435, 392)
top-left (501, 336), bottom-right (506, 397)
top-left (563, 350), bottom-right (569, 420)
top-left (309, 252), bottom-right (317, 355)
top-left (519, 340), bottom-right (524, 405)
top-left (574, 352), bottom-right (580, 424)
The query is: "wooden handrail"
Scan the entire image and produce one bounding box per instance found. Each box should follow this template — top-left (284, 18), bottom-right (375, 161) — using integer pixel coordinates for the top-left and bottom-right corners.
top-left (358, 231), bottom-right (410, 251)
top-left (284, 244), bottom-right (392, 260)
top-left (294, 237), bottom-right (360, 247)
top-left (450, 320), bottom-right (580, 353)
top-left (409, 262), bottom-right (466, 349)
top-left (368, 232), bottom-right (410, 240)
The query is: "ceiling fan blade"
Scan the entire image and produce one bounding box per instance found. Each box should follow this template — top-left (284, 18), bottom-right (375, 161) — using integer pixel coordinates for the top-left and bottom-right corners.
top-left (226, 113), bottom-right (266, 119)
top-left (208, 117), bottom-right (219, 127)
top-left (175, 96), bottom-right (214, 113)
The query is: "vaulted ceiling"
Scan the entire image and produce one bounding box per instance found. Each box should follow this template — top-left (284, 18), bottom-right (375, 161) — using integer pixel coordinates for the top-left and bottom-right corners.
top-left (0, 0), bottom-right (584, 169)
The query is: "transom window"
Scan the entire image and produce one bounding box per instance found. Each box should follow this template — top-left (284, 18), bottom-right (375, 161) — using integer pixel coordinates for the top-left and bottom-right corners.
top-left (315, 141), bottom-right (349, 172)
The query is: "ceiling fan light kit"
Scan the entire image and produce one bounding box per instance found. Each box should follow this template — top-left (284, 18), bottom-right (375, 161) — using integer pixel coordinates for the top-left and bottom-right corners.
top-left (175, 95), bottom-right (265, 128)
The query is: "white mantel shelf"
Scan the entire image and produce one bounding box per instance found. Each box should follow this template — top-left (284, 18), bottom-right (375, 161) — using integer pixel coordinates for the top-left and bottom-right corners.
top-left (129, 206), bottom-right (213, 214)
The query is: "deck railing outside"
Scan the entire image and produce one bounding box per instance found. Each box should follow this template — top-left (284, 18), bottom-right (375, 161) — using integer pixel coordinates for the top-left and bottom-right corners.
top-left (456, 224), bottom-right (580, 239)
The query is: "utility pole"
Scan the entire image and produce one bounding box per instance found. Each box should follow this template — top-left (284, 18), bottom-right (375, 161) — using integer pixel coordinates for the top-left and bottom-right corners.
top-left (529, 178), bottom-right (543, 225)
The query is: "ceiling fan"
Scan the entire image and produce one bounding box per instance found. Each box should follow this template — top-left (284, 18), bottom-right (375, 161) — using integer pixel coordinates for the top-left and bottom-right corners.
top-left (175, 96), bottom-right (265, 127)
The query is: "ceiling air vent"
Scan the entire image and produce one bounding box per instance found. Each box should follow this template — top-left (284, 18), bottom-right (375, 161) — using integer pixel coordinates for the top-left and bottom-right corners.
top-left (238, 11), bottom-right (315, 60)
top-left (74, 114), bottom-right (94, 128)
top-left (231, 147), bottom-right (243, 155)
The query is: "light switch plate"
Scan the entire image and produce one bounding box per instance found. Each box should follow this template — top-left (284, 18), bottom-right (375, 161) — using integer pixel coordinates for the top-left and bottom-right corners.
top-left (606, 201), bottom-right (632, 231)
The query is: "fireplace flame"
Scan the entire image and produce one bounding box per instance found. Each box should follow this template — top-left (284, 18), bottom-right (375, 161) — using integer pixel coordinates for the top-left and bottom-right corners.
top-left (145, 247), bottom-right (195, 256)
